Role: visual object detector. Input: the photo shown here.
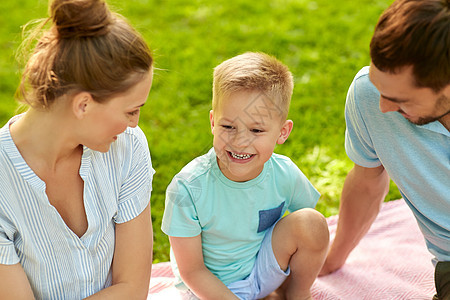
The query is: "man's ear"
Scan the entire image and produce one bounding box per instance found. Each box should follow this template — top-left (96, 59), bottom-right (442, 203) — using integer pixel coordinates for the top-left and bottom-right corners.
top-left (277, 120), bottom-right (293, 144)
top-left (72, 92), bottom-right (94, 119)
top-left (209, 110), bottom-right (215, 135)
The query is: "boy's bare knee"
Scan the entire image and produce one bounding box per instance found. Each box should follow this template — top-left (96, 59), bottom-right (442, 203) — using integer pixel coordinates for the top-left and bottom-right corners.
top-left (290, 209), bottom-right (329, 250)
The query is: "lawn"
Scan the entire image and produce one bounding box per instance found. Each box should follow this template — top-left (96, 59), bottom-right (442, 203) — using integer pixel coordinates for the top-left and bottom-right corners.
top-left (0, 0), bottom-right (399, 263)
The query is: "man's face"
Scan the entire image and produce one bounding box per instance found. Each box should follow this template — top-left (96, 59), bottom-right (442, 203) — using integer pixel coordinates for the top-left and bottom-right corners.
top-left (369, 63), bottom-right (450, 126)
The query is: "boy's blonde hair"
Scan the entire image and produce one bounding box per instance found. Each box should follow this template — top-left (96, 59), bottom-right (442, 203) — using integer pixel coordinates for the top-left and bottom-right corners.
top-left (212, 52), bottom-right (294, 120)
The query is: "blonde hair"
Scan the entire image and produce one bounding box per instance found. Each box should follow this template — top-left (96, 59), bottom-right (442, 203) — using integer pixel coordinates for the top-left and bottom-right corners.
top-left (212, 52), bottom-right (294, 119)
top-left (17, 0), bottom-right (153, 109)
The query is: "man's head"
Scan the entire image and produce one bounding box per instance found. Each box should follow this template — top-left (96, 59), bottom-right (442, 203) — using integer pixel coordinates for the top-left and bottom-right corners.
top-left (370, 0), bottom-right (450, 92)
top-left (369, 0), bottom-right (450, 126)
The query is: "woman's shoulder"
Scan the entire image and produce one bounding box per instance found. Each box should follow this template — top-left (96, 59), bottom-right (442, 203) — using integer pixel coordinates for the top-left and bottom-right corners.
top-left (85, 126), bottom-right (151, 179)
top-left (108, 126), bottom-right (150, 157)
top-left (119, 126), bottom-right (149, 147)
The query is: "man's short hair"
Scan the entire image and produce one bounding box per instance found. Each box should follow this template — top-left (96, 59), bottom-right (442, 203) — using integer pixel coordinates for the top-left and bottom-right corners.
top-left (370, 0), bottom-right (450, 91)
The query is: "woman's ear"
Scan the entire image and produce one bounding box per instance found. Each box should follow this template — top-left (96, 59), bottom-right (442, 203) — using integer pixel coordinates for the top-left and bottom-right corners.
top-left (277, 120), bottom-right (293, 144)
top-left (72, 92), bottom-right (94, 119)
top-left (209, 110), bottom-right (215, 135)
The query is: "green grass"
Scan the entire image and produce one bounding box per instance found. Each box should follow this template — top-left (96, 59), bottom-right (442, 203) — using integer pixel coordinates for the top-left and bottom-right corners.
top-left (0, 0), bottom-right (400, 263)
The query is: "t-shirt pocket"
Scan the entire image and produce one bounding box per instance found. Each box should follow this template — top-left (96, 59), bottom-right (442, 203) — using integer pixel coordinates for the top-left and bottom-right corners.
top-left (257, 201), bottom-right (285, 233)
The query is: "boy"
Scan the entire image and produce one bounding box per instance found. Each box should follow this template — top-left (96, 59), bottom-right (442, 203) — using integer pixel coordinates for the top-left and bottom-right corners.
top-left (162, 52), bottom-right (329, 300)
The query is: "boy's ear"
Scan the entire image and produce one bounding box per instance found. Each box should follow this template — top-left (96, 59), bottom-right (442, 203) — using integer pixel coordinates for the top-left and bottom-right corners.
top-left (72, 92), bottom-right (94, 120)
top-left (209, 110), bottom-right (215, 135)
top-left (277, 120), bottom-right (293, 144)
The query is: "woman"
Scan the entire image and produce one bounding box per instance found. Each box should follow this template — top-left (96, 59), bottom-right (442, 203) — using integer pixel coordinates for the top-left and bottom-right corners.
top-left (0, 0), bottom-right (154, 298)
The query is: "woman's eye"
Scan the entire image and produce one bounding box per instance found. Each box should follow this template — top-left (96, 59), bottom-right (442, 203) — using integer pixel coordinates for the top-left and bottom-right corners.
top-left (128, 110), bottom-right (139, 116)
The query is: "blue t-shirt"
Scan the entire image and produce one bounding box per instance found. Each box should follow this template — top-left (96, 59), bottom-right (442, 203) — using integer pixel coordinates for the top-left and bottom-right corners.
top-left (345, 66), bottom-right (450, 262)
top-left (161, 148), bottom-right (320, 285)
top-left (0, 115), bottom-right (154, 299)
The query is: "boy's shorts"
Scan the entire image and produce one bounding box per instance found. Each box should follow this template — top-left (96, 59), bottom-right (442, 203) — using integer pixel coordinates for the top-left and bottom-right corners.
top-left (226, 222), bottom-right (290, 299)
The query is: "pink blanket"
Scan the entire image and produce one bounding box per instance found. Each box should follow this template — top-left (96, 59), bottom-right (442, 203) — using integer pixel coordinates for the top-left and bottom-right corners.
top-left (149, 200), bottom-right (436, 299)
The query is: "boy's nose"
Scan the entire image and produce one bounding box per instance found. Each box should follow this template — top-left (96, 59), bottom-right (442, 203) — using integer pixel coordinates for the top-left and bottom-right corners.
top-left (232, 129), bottom-right (252, 148)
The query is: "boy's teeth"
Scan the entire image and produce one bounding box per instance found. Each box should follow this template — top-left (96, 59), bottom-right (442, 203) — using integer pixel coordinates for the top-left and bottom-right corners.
top-left (230, 152), bottom-right (252, 159)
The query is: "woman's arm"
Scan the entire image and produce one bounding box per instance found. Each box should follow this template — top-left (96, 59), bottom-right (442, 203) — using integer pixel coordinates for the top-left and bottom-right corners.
top-left (0, 263), bottom-right (35, 299)
top-left (170, 235), bottom-right (239, 300)
top-left (86, 204), bottom-right (153, 299)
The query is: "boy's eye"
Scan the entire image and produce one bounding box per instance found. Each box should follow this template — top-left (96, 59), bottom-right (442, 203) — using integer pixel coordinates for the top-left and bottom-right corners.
top-left (251, 128), bottom-right (263, 133)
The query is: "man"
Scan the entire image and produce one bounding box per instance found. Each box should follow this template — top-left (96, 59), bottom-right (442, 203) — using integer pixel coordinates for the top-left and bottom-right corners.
top-left (320, 0), bottom-right (450, 299)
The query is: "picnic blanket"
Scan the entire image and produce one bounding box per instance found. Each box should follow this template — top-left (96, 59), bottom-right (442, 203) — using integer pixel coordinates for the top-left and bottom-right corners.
top-left (148, 199), bottom-right (436, 299)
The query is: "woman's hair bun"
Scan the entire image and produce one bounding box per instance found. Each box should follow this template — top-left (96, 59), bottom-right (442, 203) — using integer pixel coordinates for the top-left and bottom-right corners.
top-left (51, 0), bottom-right (112, 39)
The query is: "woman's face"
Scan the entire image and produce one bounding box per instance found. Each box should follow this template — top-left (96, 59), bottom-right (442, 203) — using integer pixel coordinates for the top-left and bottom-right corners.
top-left (80, 71), bottom-right (153, 152)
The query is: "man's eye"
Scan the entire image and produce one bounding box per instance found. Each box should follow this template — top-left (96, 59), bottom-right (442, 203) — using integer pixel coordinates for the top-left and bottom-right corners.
top-left (221, 125), bottom-right (234, 130)
top-left (251, 129), bottom-right (263, 133)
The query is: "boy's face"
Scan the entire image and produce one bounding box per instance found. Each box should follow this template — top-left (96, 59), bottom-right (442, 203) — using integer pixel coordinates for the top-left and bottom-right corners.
top-left (210, 89), bottom-right (293, 182)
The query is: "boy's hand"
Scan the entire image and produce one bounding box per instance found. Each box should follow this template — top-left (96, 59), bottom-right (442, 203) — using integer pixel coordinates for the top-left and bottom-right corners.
top-left (170, 235), bottom-right (239, 300)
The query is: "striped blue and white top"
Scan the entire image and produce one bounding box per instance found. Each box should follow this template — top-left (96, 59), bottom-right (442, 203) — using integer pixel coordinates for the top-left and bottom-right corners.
top-left (0, 115), bottom-right (155, 299)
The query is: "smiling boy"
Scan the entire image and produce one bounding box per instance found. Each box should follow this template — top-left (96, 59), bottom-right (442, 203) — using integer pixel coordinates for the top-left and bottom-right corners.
top-left (162, 52), bottom-right (329, 300)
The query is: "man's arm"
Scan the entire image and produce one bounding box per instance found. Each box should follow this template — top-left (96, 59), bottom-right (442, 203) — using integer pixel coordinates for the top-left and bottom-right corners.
top-left (86, 204), bottom-right (153, 299)
top-left (320, 164), bottom-right (389, 275)
top-left (169, 235), bottom-right (239, 300)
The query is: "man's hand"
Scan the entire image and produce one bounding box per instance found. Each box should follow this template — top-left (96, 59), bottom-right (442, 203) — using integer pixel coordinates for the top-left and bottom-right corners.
top-left (319, 164), bottom-right (389, 277)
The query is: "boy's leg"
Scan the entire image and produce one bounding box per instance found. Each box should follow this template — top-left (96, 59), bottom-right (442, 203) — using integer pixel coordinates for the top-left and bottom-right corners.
top-left (228, 221), bottom-right (290, 300)
top-left (270, 208), bottom-right (329, 300)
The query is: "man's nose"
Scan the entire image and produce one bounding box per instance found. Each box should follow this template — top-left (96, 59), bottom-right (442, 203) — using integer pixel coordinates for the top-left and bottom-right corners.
top-left (379, 96), bottom-right (399, 113)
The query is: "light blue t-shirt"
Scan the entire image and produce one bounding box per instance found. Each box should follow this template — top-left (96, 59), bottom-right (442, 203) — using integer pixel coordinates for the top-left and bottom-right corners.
top-left (0, 115), bottom-right (154, 299)
top-left (161, 148), bottom-right (320, 285)
top-left (345, 66), bottom-right (450, 263)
